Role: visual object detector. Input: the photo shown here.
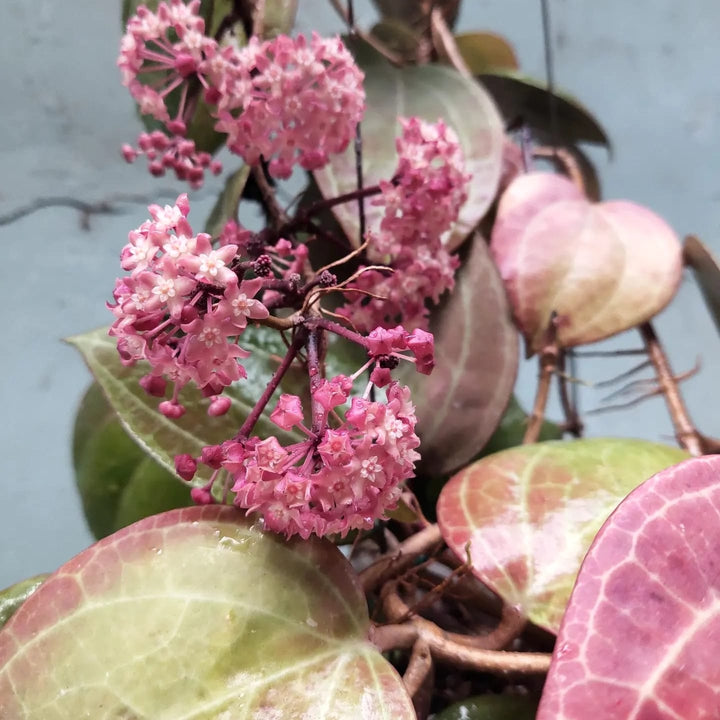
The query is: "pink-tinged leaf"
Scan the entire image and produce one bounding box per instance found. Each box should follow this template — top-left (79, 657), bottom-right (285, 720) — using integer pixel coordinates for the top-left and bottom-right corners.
top-left (437, 439), bottom-right (688, 633)
top-left (314, 40), bottom-right (504, 251)
top-left (491, 173), bottom-right (683, 354)
top-left (406, 234), bottom-right (518, 475)
top-left (537, 454), bottom-right (720, 720)
top-left (0, 507), bottom-right (414, 719)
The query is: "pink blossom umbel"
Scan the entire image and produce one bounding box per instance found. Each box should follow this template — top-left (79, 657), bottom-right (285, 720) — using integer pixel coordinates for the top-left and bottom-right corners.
top-left (340, 117), bottom-right (470, 331)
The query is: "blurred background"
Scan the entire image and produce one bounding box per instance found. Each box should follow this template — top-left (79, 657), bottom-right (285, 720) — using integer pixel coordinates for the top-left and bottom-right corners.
top-left (1, 0), bottom-right (719, 587)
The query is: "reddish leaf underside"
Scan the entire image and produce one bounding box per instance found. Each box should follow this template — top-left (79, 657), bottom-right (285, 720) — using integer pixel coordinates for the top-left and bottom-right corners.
top-left (490, 173), bottom-right (683, 354)
top-left (437, 439), bottom-right (688, 632)
top-left (0, 507), bottom-right (413, 719)
top-left (538, 454), bottom-right (720, 720)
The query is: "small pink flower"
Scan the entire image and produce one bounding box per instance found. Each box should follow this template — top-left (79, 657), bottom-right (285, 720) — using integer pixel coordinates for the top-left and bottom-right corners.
top-left (270, 394), bottom-right (304, 430)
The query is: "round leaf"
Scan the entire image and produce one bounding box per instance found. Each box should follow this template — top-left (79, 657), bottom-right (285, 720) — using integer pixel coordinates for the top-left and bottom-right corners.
top-left (684, 234), bottom-right (720, 336)
top-left (0, 576), bottom-right (48, 630)
top-left (437, 438), bottom-right (688, 632)
top-left (314, 40), bottom-right (505, 251)
top-left (74, 383), bottom-right (192, 539)
top-left (407, 234), bottom-right (518, 476)
top-left (0, 507), bottom-right (414, 719)
top-left (538, 455), bottom-right (720, 720)
top-left (491, 173), bottom-right (683, 354)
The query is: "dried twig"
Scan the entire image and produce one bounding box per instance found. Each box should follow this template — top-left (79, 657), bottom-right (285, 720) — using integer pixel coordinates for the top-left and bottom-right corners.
top-left (404, 640), bottom-right (434, 720)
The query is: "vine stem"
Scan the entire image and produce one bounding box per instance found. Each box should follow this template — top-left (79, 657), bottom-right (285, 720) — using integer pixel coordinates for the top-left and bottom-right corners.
top-left (557, 350), bottom-right (583, 437)
top-left (638, 321), bottom-right (703, 456)
top-left (251, 165), bottom-right (288, 230)
top-left (375, 587), bottom-right (551, 675)
top-left (234, 329), bottom-right (306, 439)
top-left (523, 320), bottom-right (560, 444)
top-left (360, 523), bottom-right (442, 593)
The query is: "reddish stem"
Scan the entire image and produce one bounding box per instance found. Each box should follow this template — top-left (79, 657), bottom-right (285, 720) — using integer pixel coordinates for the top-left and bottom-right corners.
top-left (234, 329), bottom-right (306, 439)
top-left (312, 317), bottom-right (370, 350)
top-left (306, 328), bottom-right (326, 434)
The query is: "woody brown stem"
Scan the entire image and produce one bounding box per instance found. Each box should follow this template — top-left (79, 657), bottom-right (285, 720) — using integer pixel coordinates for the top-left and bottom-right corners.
top-left (404, 640), bottom-right (434, 720)
top-left (380, 586), bottom-right (550, 675)
top-left (639, 322), bottom-right (703, 456)
top-left (252, 165), bottom-right (288, 230)
top-left (360, 523), bottom-right (443, 594)
top-left (557, 350), bottom-right (583, 437)
top-left (524, 323), bottom-right (560, 444)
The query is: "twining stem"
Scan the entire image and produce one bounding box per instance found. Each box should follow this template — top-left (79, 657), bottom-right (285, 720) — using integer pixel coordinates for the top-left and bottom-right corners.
top-left (379, 586), bottom-right (551, 675)
top-left (299, 183), bottom-right (384, 220)
top-left (524, 322), bottom-right (560, 444)
top-left (312, 316), bottom-right (370, 351)
top-left (639, 321), bottom-right (703, 456)
top-left (360, 523), bottom-right (443, 593)
top-left (234, 329), bottom-right (307, 439)
top-left (404, 639), bottom-right (434, 719)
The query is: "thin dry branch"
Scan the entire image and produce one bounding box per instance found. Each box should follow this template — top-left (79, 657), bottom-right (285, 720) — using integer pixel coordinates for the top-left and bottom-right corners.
top-left (524, 320), bottom-right (560, 444)
top-left (639, 322), bottom-right (703, 455)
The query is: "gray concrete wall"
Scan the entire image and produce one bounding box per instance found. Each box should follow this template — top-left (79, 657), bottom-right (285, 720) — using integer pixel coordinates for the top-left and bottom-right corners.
top-left (1, 0), bottom-right (718, 587)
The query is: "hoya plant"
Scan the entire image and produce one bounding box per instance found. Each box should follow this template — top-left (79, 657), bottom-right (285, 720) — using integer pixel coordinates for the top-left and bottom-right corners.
top-left (2, 1), bottom-right (720, 718)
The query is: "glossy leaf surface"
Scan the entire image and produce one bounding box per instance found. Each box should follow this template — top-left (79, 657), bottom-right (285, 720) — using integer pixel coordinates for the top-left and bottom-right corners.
top-left (479, 71), bottom-right (610, 148)
top-left (437, 438), bottom-right (688, 632)
top-left (74, 383), bottom-right (191, 539)
top-left (491, 173), bottom-right (683, 354)
top-left (435, 693), bottom-right (538, 720)
top-left (684, 234), bottom-right (720, 335)
top-left (68, 326), bottom-right (302, 485)
top-left (407, 235), bottom-right (518, 476)
top-left (314, 40), bottom-right (505, 250)
top-left (538, 455), bottom-right (720, 720)
top-left (0, 576), bottom-right (48, 630)
top-left (0, 507), bottom-right (413, 719)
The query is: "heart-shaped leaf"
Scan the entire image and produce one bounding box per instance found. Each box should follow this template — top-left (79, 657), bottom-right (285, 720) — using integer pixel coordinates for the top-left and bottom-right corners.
top-left (67, 325), bottom-right (303, 485)
top-left (74, 383), bottom-right (192, 539)
top-left (0, 576), bottom-right (48, 630)
top-left (537, 455), bottom-right (720, 720)
top-left (684, 234), bottom-right (720, 336)
top-left (407, 234), bottom-right (518, 476)
top-left (437, 438), bottom-right (688, 632)
top-left (435, 693), bottom-right (539, 720)
top-left (453, 32), bottom-right (519, 74)
top-left (314, 40), bottom-right (505, 251)
top-left (0, 507), bottom-right (414, 718)
top-left (479, 71), bottom-right (610, 148)
top-left (491, 172), bottom-right (683, 354)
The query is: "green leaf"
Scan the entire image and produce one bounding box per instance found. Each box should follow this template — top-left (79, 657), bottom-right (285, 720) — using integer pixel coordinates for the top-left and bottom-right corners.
top-left (453, 32), bottom-right (519, 73)
top-left (479, 70), bottom-right (610, 149)
top-left (314, 39), bottom-right (505, 251)
top-left (684, 235), bottom-right (720, 336)
top-left (203, 165), bottom-right (251, 237)
top-left (480, 395), bottom-right (562, 457)
top-left (73, 382), bottom-right (193, 539)
top-left (437, 438), bottom-right (688, 632)
top-left (406, 234), bottom-right (518, 476)
top-left (435, 694), bottom-right (539, 720)
top-left (0, 507), bottom-right (414, 718)
top-left (0, 575), bottom-right (48, 630)
top-left (67, 325), bottom-right (302, 486)
top-left (370, 20), bottom-right (423, 62)
top-left (263, 0), bottom-right (298, 37)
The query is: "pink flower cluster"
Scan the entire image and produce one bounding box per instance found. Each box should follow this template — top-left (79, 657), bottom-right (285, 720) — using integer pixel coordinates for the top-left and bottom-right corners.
top-left (108, 194), bottom-right (268, 417)
top-left (340, 117), bottom-right (469, 331)
top-left (119, 2), bottom-right (365, 183)
top-left (180, 380), bottom-right (420, 539)
top-left (212, 33), bottom-right (365, 179)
